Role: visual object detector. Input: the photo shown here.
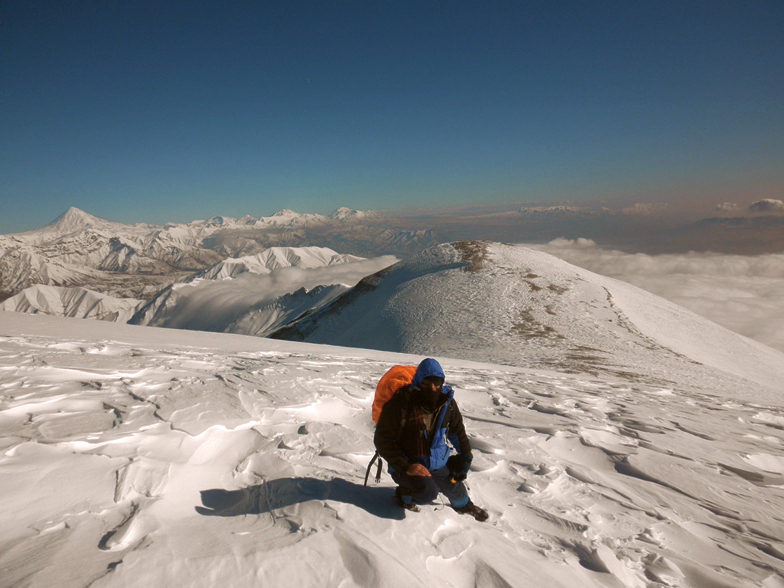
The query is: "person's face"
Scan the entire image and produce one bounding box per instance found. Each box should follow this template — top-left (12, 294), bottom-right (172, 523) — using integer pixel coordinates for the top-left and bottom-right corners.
top-left (419, 377), bottom-right (444, 405)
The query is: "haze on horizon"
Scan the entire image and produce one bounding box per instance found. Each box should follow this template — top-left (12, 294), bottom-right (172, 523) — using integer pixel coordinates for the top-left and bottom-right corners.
top-left (2, 1), bottom-right (783, 235)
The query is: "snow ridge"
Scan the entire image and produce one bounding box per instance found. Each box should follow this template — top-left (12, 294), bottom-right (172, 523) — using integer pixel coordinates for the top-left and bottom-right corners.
top-left (186, 247), bottom-right (364, 282)
top-left (272, 241), bottom-right (784, 396)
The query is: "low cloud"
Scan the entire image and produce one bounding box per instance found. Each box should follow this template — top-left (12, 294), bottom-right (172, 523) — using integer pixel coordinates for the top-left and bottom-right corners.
top-left (619, 203), bottom-right (668, 215)
top-left (530, 239), bottom-right (784, 353)
top-left (748, 199), bottom-right (784, 213)
top-left (160, 256), bottom-right (398, 331)
top-left (716, 202), bottom-right (740, 213)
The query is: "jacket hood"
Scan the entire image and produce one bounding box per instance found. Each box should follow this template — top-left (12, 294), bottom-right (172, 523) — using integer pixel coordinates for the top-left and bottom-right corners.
top-left (411, 358), bottom-right (446, 390)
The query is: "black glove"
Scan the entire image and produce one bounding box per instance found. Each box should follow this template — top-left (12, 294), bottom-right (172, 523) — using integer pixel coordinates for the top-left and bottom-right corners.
top-left (447, 452), bottom-right (472, 483)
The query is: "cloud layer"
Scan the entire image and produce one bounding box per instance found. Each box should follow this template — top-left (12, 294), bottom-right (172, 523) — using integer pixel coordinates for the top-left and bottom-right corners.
top-left (530, 239), bottom-right (784, 353)
top-left (749, 199), bottom-right (784, 213)
top-left (160, 256), bottom-right (398, 332)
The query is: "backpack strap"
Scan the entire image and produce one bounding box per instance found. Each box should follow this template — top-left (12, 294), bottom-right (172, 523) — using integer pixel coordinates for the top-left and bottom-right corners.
top-left (363, 451), bottom-right (384, 486)
top-left (364, 387), bottom-right (413, 486)
top-left (398, 387), bottom-right (411, 432)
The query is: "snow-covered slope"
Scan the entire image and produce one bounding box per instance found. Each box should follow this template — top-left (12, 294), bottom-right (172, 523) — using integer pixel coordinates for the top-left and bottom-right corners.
top-left (273, 241), bottom-right (784, 396)
top-left (0, 284), bottom-right (141, 322)
top-left (0, 245), bottom-right (104, 299)
top-left (4, 207), bottom-right (186, 272)
top-left (1, 312), bottom-right (783, 588)
top-left (226, 284), bottom-right (350, 337)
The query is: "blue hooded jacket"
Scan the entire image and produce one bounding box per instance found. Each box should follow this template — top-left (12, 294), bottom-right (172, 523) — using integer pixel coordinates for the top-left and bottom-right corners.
top-left (403, 358), bottom-right (458, 471)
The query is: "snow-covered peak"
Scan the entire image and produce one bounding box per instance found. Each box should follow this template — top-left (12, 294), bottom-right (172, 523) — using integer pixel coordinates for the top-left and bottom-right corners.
top-left (48, 207), bottom-right (106, 233)
top-left (0, 205), bottom-right (435, 301)
top-left (328, 207), bottom-right (375, 221)
top-left (12, 207), bottom-right (143, 242)
top-left (257, 210), bottom-right (328, 227)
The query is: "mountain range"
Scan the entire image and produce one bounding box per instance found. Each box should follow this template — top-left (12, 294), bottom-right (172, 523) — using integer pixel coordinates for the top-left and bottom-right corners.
top-left (0, 207), bottom-right (436, 301)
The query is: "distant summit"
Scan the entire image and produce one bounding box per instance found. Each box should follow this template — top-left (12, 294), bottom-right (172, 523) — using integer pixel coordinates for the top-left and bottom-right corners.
top-left (41, 207), bottom-right (127, 236)
top-left (8, 207), bottom-right (152, 245)
top-left (49, 207), bottom-right (98, 231)
top-left (255, 209), bottom-right (327, 227)
top-left (328, 207), bottom-right (375, 220)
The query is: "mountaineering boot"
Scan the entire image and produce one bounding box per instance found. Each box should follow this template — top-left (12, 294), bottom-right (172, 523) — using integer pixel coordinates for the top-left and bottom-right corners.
top-left (453, 500), bottom-right (488, 521)
top-left (395, 486), bottom-right (419, 512)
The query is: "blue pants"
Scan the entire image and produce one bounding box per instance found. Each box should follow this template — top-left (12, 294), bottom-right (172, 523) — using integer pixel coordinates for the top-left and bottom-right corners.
top-left (392, 466), bottom-right (469, 508)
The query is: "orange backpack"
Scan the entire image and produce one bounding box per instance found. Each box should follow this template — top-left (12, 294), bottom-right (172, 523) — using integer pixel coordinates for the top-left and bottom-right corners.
top-left (372, 365), bottom-right (417, 424)
top-left (365, 365), bottom-right (417, 486)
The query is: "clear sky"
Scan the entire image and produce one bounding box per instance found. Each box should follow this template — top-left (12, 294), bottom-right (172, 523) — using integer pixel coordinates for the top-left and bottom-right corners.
top-left (2, 0), bottom-right (783, 233)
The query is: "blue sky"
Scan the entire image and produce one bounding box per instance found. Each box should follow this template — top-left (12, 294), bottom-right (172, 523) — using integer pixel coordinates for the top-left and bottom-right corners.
top-left (2, 1), bottom-right (783, 233)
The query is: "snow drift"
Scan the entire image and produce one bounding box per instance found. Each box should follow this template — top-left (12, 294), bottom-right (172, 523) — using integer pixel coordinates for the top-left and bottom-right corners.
top-left (1, 312), bottom-right (783, 587)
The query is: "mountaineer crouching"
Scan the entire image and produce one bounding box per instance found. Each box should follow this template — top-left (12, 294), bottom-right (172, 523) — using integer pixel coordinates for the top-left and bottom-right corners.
top-left (374, 358), bottom-right (488, 521)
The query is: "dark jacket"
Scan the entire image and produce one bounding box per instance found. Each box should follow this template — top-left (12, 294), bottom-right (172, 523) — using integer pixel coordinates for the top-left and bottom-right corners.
top-left (374, 359), bottom-right (471, 473)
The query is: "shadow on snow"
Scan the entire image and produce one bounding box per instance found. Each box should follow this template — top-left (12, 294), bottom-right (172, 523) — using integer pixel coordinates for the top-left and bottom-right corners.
top-left (196, 477), bottom-right (405, 521)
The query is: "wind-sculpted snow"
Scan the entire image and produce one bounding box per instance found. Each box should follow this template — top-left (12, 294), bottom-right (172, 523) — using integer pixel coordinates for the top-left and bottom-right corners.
top-left (1, 313), bottom-right (783, 587)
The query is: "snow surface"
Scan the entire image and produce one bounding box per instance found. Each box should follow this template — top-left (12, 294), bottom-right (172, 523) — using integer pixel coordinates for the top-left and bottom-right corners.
top-left (1, 310), bottom-right (783, 588)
